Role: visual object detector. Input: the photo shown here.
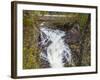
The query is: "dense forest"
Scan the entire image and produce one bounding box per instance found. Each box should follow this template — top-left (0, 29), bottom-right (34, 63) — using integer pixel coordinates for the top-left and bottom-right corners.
top-left (23, 10), bottom-right (90, 69)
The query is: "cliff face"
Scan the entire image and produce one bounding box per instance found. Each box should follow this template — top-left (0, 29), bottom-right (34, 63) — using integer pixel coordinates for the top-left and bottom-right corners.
top-left (66, 17), bottom-right (91, 67)
top-left (69, 26), bottom-right (90, 66)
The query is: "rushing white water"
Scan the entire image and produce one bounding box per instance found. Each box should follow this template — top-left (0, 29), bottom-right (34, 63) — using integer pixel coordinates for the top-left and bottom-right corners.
top-left (39, 27), bottom-right (72, 68)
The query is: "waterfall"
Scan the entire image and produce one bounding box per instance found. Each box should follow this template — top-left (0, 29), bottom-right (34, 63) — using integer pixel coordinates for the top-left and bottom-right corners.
top-left (39, 27), bottom-right (72, 68)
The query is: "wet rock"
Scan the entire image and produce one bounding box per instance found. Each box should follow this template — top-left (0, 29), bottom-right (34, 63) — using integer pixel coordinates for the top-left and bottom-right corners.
top-left (64, 23), bottom-right (80, 43)
top-left (40, 59), bottom-right (50, 68)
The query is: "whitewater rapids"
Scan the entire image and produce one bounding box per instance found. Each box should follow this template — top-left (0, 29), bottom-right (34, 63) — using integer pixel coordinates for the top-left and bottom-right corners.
top-left (39, 27), bottom-right (72, 68)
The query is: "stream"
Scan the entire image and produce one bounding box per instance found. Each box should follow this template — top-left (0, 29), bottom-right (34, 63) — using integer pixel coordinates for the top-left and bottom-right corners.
top-left (39, 26), bottom-right (72, 68)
